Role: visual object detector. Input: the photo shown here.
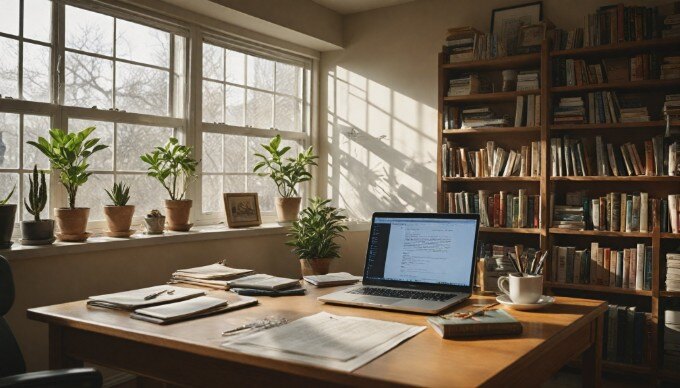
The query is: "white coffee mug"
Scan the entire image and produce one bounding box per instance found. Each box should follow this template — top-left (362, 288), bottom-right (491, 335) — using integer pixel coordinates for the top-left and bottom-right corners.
top-left (497, 273), bottom-right (543, 304)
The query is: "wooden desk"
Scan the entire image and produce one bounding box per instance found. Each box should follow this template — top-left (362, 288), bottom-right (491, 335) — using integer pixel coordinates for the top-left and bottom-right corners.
top-left (28, 286), bottom-right (606, 387)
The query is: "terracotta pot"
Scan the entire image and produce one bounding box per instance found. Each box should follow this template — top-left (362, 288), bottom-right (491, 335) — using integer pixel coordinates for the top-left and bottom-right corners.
top-left (144, 216), bottom-right (165, 234)
top-left (165, 200), bottom-right (192, 231)
top-left (300, 258), bottom-right (334, 276)
top-left (21, 219), bottom-right (55, 243)
top-left (0, 204), bottom-right (17, 249)
top-left (275, 197), bottom-right (302, 222)
top-left (103, 205), bottom-right (135, 233)
top-left (54, 207), bottom-right (90, 241)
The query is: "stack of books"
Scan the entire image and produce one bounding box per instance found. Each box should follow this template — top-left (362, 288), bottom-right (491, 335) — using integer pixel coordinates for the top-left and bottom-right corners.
top-left (661, 194), bottom-right (680, 233)
top-left (583, 4), bottom-right (660, 47)
top-left (662, 57), bottom-right (680, 80)
top-left (665, 310), bottom-right (680, 368)
top-left (617, 94), bottom-right (650, 122)
top-left (514, 94), bottom-right (541, 127)
top-left (472, 33), bottom-right (508, 60)
top-left (552, 205), bottom-right (586, 230)
top-left (666, 253), bottom-right (680, 291)
top-left (553, 97), bottom-right (585, 124)
top-left (551, 243), bottom-right (652, 291)
top-left (603, 304), bottom-right (651, 365)
top-left (662, 4), bottom-right (680, 38)
top-left (630, 53), bottom-right (661, 81)
top-left (568, 192), bottom-right (656, 233)
top-left (169, 262), bottom-right (254, 289)
top-left (441, 140), bottom-right (540, 178)
top-left (552, 28), bottom-right (584, 51)
top-left (665, 94), bottom-right (680, 125)
top-left (444, 27), bottom-right (480, 63)
top-left (460, 107), bottom-right (509, 129)
top-left (550, 136), bottom-right (590, 176)
top-left (448, 74), bottom-right (480, 96)
top-left (448, 190), bottom-right (540, 229)
top-left (516, 70), bottom-right (539, 91)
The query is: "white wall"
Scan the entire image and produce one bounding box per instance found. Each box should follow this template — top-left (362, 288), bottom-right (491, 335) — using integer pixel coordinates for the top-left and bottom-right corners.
top-left (318, 0), bottom-right (672, 220)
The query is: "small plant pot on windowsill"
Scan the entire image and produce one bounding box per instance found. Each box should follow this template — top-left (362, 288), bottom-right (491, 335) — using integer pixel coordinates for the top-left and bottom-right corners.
top-left (55, 207), bottom-right (90, 242)
top-left (165, 199), bottom-right (192, 231)
top-left (275, 197), bottom-right (302, 223)
top-left (300, 258), bottom-right (334, 276)
top-left (0, 204), bottom-right (17, 249)
top-left (144, 216), bottom-right (166, 235)
top-left (104, 205), bottom-right (135, 238)
top-left (21, 219), bottom-right (55, 246)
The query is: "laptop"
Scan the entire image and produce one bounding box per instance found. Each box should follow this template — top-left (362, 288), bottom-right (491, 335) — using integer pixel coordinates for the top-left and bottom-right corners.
top-left (318, 212), bottom-right (479, 314)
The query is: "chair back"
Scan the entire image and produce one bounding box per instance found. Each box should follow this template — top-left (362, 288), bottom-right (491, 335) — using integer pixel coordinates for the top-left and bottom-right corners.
top-left (0, 255), bottom-right (26, 377)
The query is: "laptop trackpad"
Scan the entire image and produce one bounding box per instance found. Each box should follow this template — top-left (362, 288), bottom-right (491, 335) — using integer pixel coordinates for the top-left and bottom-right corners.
top-left (355, 296), bottom-right (397, 305)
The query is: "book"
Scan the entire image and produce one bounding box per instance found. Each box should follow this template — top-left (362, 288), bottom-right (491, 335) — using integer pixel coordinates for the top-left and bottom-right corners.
top-left (227, 274), bottom-right (300, 291)
top-left (87, 286), bottom-right (205, 310)
top-left (427, 309), bottom-right (522, 338)
top-left (130, 295), bottom-right (258, 325)
top-left (304, 272), bottom-right (362, 287)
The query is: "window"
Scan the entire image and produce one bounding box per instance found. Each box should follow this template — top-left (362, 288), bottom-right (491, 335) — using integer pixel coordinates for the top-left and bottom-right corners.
top-left (200, 40), bottom-right (312, 218)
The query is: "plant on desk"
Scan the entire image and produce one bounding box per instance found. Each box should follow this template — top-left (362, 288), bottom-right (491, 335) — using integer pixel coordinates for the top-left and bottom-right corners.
top-left (0, 185), bottom-right (16, 249)
top-left (253, 135), bottom-right (318, 223)
top-left (21, 166), bottom-right (55, 245)
top-left (140, 137), bottom-right (198, 232)
top-left (103, 181), bottom-right (135, 238)
top-left (287, 197), bottom-right (348, 276)
top-left (27, 127), bottom-right (108, 242)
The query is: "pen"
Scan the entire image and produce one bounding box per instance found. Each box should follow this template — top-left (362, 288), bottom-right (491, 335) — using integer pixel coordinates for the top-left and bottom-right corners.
top-left (144, 289), bottom-right (173, 301)
top-left (533, 251), bottom-right (549, 275)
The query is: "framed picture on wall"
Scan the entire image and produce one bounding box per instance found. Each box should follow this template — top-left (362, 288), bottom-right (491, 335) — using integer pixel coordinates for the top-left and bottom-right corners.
top-left (491, 1), bottom-right (542, 55)
top-left (517, 20), bottom-right (554, 53)
top-left (223, 193), bottom-right (262, 228)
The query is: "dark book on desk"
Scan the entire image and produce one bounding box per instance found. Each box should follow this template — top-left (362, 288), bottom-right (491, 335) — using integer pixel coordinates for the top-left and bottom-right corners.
top-left (130, 295), bottom-right (258, 325)
top-left (227, 274), bottom-right (300, 291)
top-left (428, 309), bottom-right (522, 339)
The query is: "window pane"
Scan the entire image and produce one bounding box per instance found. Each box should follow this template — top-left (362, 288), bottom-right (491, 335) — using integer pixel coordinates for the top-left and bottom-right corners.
top-left (65, 6), bottom-right (114, 55)
top-left (246, 55), bottom-right (274, 91)
top-left (65, 52), bottom-right (113, 108)
top-left (224, 134), bottom-right (245, 173)
top-left (276, 62), bottom-right (299, 96)
top-left (202, 132), bottom-right (222, 173)
top-left (0, 0), bottom-right (19, 36)
top-left (247, 136), bottom-right (269, 172)
top-left (225, 85), bottom-right (244, 126)
top-left (78, 174), bottom-right (113, 221)
top-left (202, 43), bottom-right (223, 81)
top-left (22, 172), bottom-right (50, 220)
top-left (23, 0), bottom-right (52, 43)
top-left (201, 174), bottom-right (222, 213)
top-left (23, 115), bottom-right (51, 169)
top-left (246, 175), bottom-right (276, 212)
top-left (275, 95), bottom-right (301, 132)
top-left (117, 174), bottom-right (165, 215)
top-left (116, 19), bottom-right (169, 68)
top-left (173, 36), bottom-right (186, 118)
top-left (245, 90), bottom-right (273, 129)
top-left (68, 119), bottom-right (113, 171)
top-left (22, 43), bottom-right (51, 102)
top-left (224, 174), bottom-right (245, 193)
top-left (0, 112), bottom-right (19, 169)
top-left (0, 173), bottom-right (19, 210)
top-left (116, 62), bottom-right (169, 116)
top-left (118, 124), bottom-right (173, 171)
top-left (225, 50), bottom-right (245, 84)
top-left (0, 37), bottom-right (19, 98)
top-left (202, 80), bottom-right (223, 123)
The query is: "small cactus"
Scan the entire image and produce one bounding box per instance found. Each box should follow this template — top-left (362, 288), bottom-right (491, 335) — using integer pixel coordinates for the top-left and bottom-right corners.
top-left (147, 209), bottom-right (164, 218)
top-left (24, 166), bottom-right (46, 221)
top-left (0, 185), bottom-right (15, 206)
top-left (105, 181), bottom-right (131, 206)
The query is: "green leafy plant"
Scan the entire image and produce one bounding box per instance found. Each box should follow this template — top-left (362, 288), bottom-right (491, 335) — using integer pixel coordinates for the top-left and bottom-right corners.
top-left (140, 137), bottom-right (198, 200)
top-left (286, 198), bottom-right (348, 260)
top-left (24, 166), bottom-right (47, 221)
top-left (0, 185), bottom-right (15, 206)
top-left (105, 181), bottom-right (131, 206)
top-left (253, 135), bottom-right (318, 198)
top-left (27, 127), bottom-right (108, 209)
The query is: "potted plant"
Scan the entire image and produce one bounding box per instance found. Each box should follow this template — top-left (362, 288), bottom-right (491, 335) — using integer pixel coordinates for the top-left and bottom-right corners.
top-left (103, 181), bottom-right (135, 237)
top-left (286, 197), bottom-right (348, 276)
top-left (141, 137), bottom-right (198, 231)
top-left (253, 135), bottom-right (318, 222)
top-left (27, 127), bottom-right (108, 242)
top-left (21, 166), bottom-right (55, 245)
top-left (0, 185), bottom-right (16, 249)
top-left (144, 209), bottom-right (165, 235)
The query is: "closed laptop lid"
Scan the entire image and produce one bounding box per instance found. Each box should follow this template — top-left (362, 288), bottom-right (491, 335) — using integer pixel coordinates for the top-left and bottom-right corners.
top-left (362, 212), bottom-right (480, 293)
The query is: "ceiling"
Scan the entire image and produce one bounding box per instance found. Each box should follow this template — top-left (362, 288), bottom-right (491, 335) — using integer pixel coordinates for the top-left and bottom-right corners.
top-left (312, 0), bottom-right (416, 15)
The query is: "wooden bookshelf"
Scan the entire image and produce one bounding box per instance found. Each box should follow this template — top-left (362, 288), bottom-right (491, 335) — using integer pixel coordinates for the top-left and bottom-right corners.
top-left (437, 33), bottom-right (680, 382)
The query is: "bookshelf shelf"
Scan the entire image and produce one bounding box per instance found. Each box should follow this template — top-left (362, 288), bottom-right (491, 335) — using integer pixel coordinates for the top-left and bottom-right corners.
top-left (545, 281), bottom-right (652, 296)
top-left (442, 53), bottom-right (540, 71)
top-left (549, 228), bottom-right (652, 238)
top-left (443, 89), bottom-right (539, 103)
top-left (550, 121), bottom-right (678, 132)
top-left (550, 37), bottom-right (680, 58)
top-left (443, 126), bottom-right (540, 135)
top-left (442, 176), bottom-right (539, 182)
top-left (479, 227), bottom-right (542, 235)
top-left (660, 368), bottom-right (680, 382)
top-left (551, 79), bottom-right (680, 94)
top-left (660, 291), bottom-right (680, 298)
top-left (660, 233), bottom-right (680, 239)
top-left (550, 176), bottom-right (680, 182)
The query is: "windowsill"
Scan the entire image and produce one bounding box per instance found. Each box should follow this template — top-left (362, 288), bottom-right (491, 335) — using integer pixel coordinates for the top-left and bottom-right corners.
top-left (1, 220), bottom-right (371, 261)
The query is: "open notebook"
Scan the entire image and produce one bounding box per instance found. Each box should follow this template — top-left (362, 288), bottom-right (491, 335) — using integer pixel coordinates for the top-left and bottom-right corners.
top-left (87, 286), bottom-right (205, 310)
top-left (131, 295), bottom-right (258, 325)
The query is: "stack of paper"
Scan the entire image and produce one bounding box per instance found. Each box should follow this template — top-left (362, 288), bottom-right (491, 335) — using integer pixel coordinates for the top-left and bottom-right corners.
top-left (87, 286), bottom-right (205, 310)
top-left (227, 274), bottom-right (302, 296)
top-left (222, 312), bottom-right (425, 372)
top-left (130, 295), bottom-right (258, 325)
top-left (169, 262), bottom-right (254, 289)
top-left (303, 272), bottom-right (362, 287)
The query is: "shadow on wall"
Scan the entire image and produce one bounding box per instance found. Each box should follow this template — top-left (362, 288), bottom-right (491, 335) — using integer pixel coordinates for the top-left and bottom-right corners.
top-left (325, 66), bottom-right (438, 220)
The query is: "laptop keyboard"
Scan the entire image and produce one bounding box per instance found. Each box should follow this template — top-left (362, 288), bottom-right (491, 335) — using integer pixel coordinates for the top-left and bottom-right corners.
top-left (348, 287), bottom-right (456, 302)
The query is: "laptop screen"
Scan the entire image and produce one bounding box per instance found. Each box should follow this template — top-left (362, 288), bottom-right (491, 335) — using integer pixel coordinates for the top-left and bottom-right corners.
top-left (363, 215), bottom-right (478, 289)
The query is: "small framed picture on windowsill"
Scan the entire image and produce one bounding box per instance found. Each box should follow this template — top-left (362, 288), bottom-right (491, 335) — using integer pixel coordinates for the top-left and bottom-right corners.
top-left (223, 193), bottom-right (262, 228)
